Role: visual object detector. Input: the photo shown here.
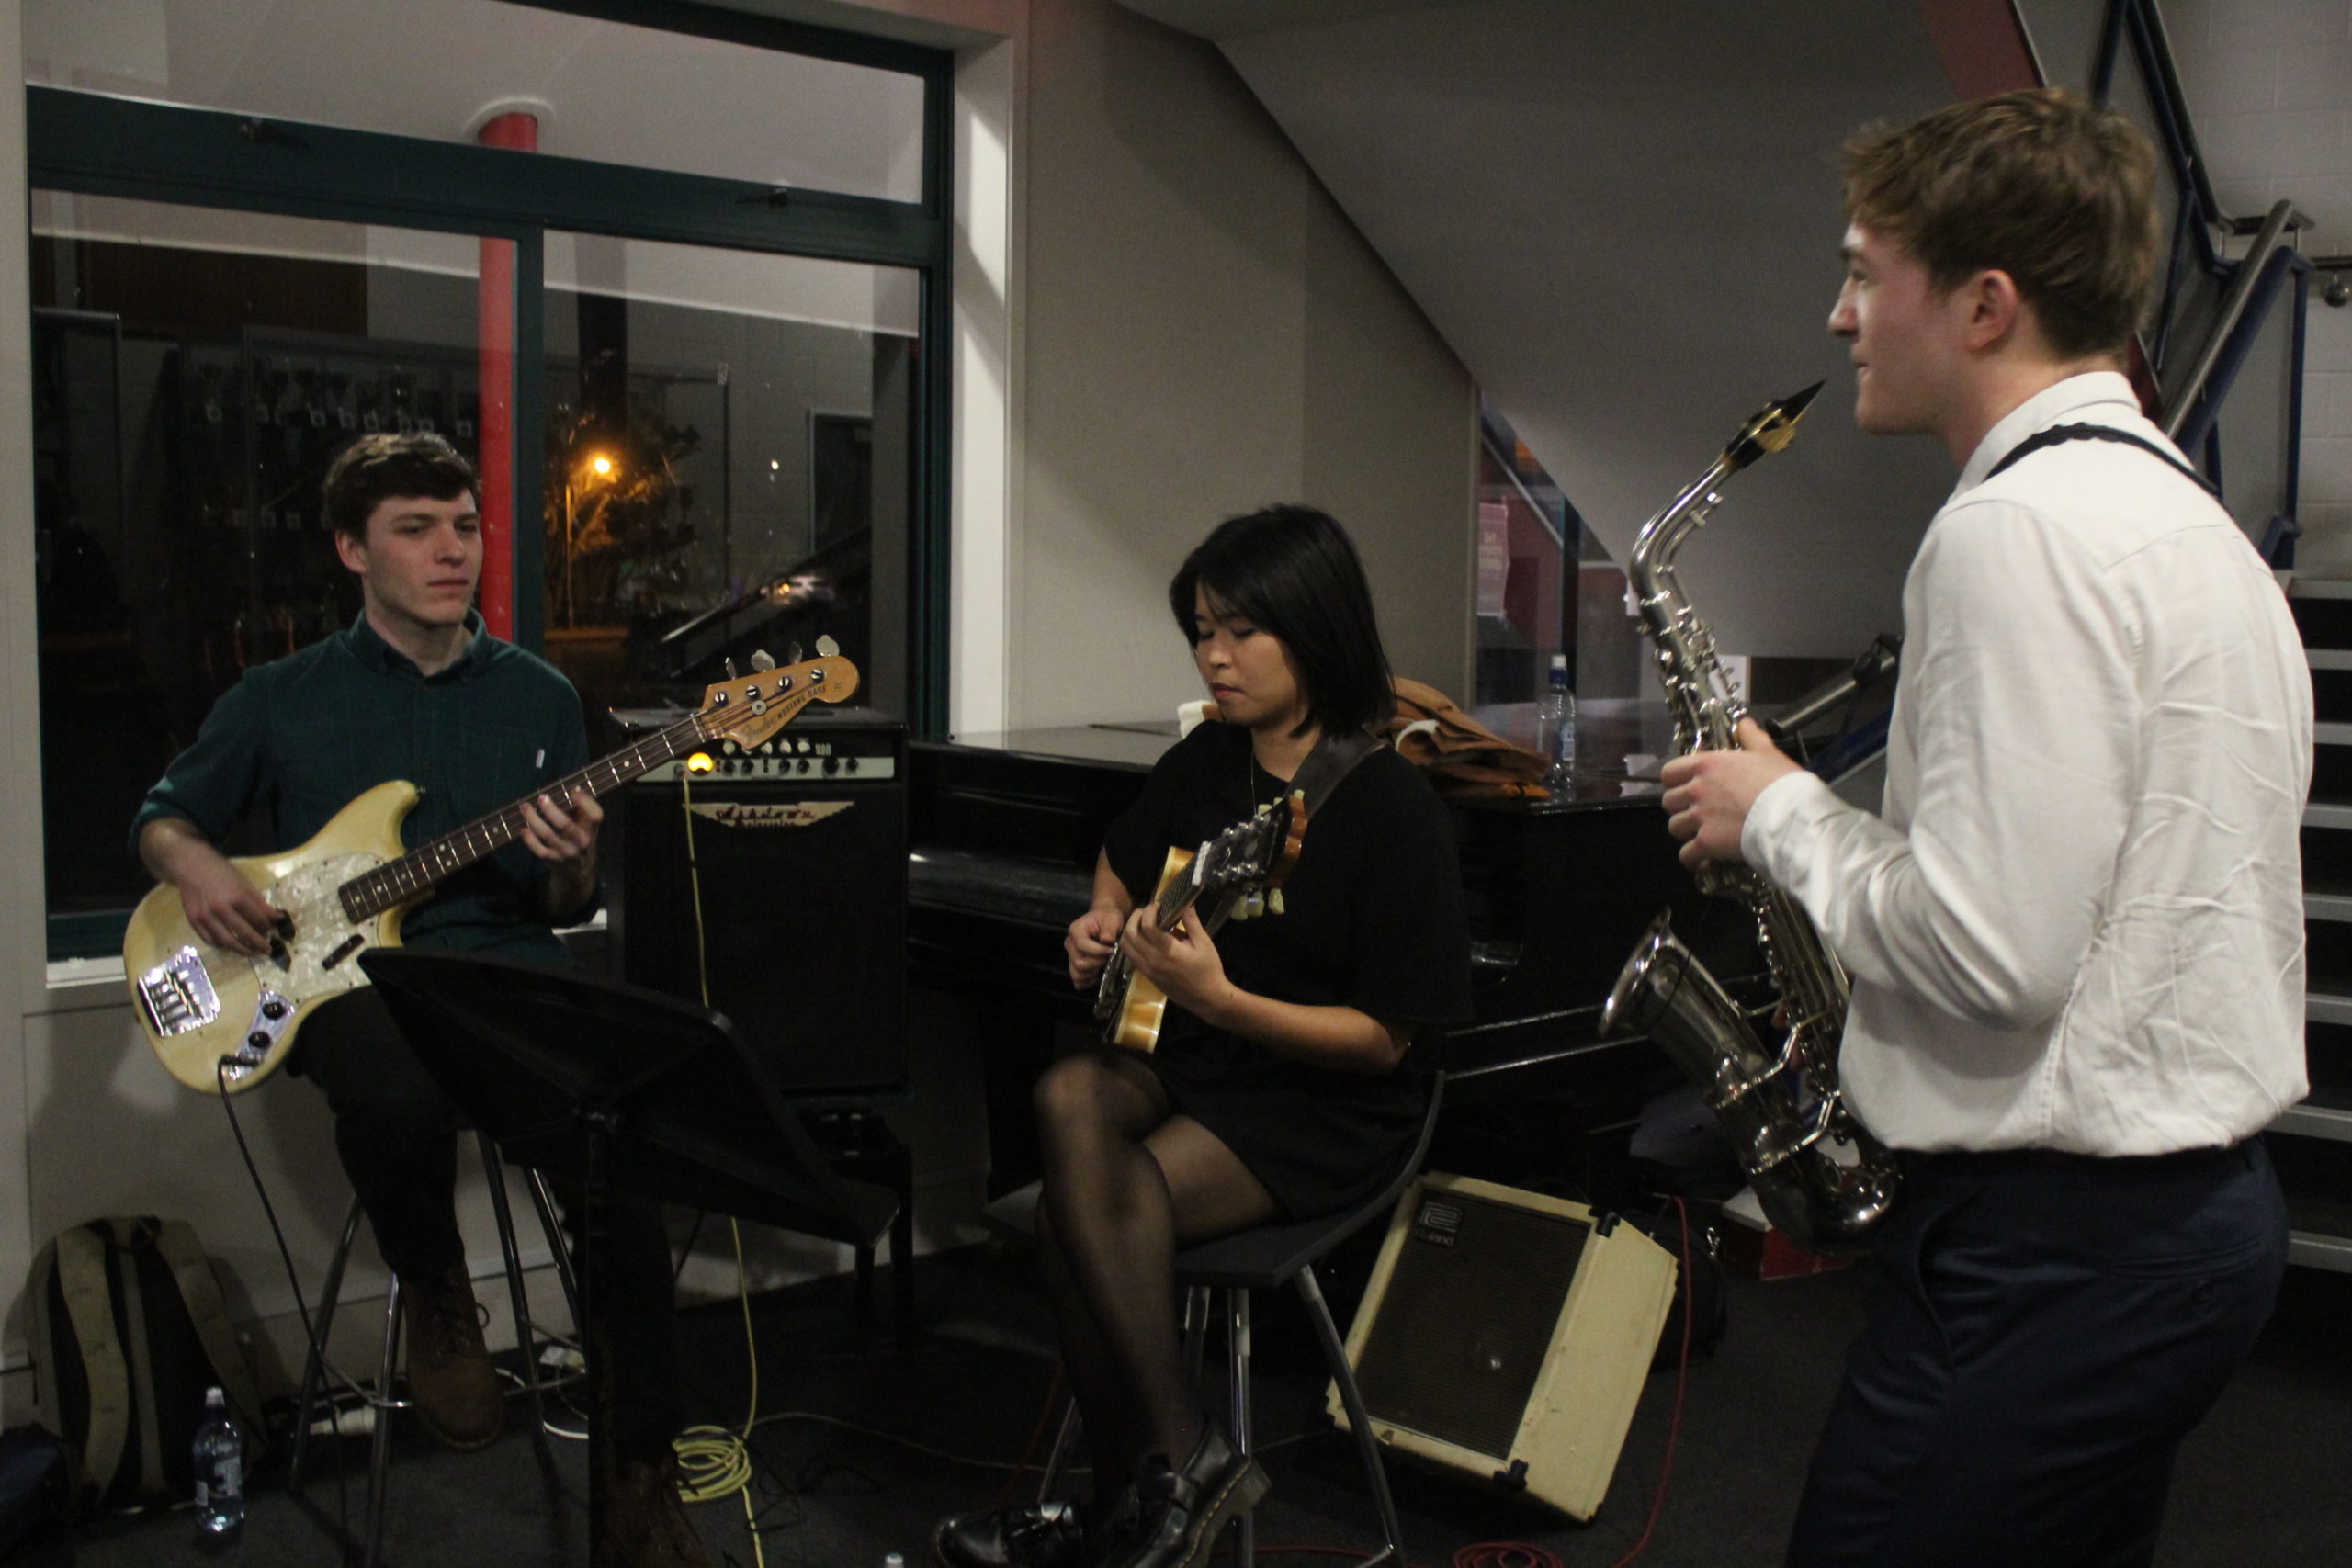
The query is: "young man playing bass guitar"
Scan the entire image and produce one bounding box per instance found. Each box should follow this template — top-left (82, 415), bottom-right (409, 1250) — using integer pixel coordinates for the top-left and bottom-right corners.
top-left (135, 433), bottom-right (710, 1567)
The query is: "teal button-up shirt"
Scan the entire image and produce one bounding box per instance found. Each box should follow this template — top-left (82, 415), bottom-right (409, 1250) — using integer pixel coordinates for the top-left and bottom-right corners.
top-left (133, 613), bottom-right (591, 965)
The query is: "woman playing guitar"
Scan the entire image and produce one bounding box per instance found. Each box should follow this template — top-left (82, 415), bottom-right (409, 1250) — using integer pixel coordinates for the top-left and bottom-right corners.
top-left (934, 505), bottom-right (1473, 1568)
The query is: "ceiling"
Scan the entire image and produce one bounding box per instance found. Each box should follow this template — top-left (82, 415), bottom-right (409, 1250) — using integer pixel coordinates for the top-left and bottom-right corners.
top-left (21, 0), bottom-right (926, 203)
top-left (1114, 0), bottom-right (1973, 659)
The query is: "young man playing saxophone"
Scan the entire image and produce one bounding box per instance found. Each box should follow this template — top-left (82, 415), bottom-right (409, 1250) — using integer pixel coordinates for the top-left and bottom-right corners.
top-left (1660, 89), bottom-right (2310, 1567)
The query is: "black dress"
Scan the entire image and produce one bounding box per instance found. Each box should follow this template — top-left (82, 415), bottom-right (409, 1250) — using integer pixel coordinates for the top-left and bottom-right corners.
top-left (1102, 722), bottom-right (1474, 1219)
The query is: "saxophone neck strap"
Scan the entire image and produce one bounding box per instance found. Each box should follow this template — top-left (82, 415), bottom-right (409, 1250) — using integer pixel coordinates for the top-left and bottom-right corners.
top-left (1285, 728), bottom-right (1382, 817)
top-left (1984, 422), bottom-right (2219, 499)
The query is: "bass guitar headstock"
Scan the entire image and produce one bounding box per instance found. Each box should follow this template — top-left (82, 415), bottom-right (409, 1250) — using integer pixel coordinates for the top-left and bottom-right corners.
top-left (696, 645), bottom-right (860, 750)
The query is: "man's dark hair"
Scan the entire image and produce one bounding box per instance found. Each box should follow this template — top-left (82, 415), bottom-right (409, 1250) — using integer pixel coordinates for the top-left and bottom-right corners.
top-left (1843, 87), bottom-right (2160, 359)
top-left (1168, 504), bottom-right (1395, 738)
top-left (322, 432), bottom-right (478, 539)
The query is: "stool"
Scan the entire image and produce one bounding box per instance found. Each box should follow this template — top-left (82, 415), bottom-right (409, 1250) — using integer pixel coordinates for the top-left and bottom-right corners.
top-left (288, 1132), bottom-right (581, 1567)
top-left (986, 1075), bottom-right (1445, 1568)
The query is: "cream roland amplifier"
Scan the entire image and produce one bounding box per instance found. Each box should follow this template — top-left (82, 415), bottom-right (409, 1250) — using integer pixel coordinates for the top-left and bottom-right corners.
top-left (1327, 1172), bottom-right (1677, 1521)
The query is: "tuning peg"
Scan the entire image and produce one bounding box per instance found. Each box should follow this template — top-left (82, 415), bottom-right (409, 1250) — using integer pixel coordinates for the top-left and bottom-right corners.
top-left (815, 635), bottom-right (840, 658)
top-left (723, 658), bottom-right (740, 680)
top-left (750, 649), bottom-right (776, 671)
top-left (786, 641), bottom-right (804, 666)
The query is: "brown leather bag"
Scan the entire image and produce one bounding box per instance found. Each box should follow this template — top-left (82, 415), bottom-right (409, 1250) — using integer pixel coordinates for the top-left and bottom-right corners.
top-left (1381, 678), bottom-right (1552, 798)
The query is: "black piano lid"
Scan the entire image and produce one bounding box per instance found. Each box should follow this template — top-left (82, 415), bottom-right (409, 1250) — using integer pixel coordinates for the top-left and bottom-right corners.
top-left (930, 724), bottom-right (1179, 772)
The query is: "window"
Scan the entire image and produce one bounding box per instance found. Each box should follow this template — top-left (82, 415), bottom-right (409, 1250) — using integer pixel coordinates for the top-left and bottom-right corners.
top-left (26, 3), bottom-right (951, 956)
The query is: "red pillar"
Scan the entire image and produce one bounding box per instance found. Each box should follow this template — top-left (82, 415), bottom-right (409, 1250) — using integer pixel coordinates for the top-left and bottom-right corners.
top-left (475, 110), bottom-right (538, 638)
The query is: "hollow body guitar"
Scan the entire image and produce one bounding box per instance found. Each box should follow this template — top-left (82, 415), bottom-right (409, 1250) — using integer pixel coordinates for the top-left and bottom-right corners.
top-left (1093, 795), bottom-right (1305, 1052)
top-left (127, 650), bottom-right (858, 1094)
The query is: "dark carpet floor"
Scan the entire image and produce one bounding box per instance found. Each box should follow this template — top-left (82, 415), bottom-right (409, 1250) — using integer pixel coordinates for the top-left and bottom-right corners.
top-left (22, 1241), bottom-right (2352, 1568)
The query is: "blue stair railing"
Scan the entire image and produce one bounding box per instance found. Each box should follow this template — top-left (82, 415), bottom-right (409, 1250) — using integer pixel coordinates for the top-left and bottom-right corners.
top-left (2094, 0), bottom-right (2317, 566)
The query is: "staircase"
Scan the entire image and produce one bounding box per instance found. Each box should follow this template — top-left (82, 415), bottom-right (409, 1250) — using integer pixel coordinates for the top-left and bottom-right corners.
top-left (2280, 582), bottom-right (2352, 1268)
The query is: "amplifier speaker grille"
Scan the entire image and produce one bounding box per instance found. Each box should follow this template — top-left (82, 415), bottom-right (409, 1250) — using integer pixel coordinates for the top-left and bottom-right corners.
top-left (1351, 1193), bottom-right (1592, 1460)
top-left (1333, 1172), bottom-right (1675, 1521)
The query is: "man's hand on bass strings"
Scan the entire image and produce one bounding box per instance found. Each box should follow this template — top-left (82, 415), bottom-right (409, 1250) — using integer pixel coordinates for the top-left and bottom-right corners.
top-left (519, 790), bottom-right (602, 869)
top-left (1661, 717), bottom-right (1801, 870)
top-left (179, 858), bottom-right (283, 957)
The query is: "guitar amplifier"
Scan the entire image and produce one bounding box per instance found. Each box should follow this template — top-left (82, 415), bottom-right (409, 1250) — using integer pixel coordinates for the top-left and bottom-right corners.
top-left (1329, 1171), bottom-right (1676, 1521)
top-left (608, 708), bottom-right (907, 1097)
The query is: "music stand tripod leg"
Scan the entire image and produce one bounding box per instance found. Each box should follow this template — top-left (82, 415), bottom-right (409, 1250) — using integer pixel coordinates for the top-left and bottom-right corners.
top-left (477, 1134), bottom-right (548, 1440)
top-left (581, 1107), bottom-right (619, 1568)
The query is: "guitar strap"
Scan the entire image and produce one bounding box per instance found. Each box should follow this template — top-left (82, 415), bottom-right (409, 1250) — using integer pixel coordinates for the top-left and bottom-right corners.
top-left (1283, 727), bottom-right (1383, 818)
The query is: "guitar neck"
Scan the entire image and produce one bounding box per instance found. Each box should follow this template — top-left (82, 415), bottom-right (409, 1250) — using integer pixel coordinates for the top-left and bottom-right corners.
top-left (339, 711), bottom-right (716, 921)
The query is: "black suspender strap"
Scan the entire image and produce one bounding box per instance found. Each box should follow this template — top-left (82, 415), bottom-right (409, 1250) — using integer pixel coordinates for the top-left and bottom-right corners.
top-left (1984, 423), bottom-right (2219, 498)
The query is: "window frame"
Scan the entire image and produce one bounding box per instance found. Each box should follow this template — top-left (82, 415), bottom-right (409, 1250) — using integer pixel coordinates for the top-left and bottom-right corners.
top-left (24, 2), bottom-right (956, 958)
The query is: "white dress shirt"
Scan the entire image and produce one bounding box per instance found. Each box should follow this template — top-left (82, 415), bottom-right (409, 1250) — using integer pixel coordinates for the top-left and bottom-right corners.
top-left (1743, 372), bottom-right (2312, 1155)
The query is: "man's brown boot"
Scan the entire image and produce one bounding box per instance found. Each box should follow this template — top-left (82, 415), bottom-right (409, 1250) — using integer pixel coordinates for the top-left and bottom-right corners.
top-left (400, 1264), bottom-right (503, 1451)
top-left (602, 1453), bottom-right (713, 1568)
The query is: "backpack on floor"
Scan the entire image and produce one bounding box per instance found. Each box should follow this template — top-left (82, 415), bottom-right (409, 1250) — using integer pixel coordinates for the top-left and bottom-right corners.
top-left (23, 1216), bottom-right (264, 1515)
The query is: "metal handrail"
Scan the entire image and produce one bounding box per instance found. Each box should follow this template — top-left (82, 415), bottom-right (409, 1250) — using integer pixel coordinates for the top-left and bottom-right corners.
top-left (2096, 0), bottom-right (2313, 563)
top-left (2164, 199), bottom-right (2296, 442)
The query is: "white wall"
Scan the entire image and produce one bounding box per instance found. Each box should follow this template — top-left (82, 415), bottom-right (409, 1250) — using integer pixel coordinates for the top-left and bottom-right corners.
top-left (2158, 0), bottom-right (2352, 577)
top-left (1192, 1), bottom-right (1963, 664)
top-left (1012, 0), bottom-right (1473, 730)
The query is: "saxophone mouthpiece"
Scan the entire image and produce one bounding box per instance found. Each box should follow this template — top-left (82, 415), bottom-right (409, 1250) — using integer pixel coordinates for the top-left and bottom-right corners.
top-left (1723, 380), bottom-right (1826, 470)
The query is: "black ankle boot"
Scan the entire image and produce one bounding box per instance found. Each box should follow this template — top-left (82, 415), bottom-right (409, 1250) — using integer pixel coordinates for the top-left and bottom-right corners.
top-left (932, 1499), bottom-right (1088, 1568)
top-left (1101, 1425), bottom-right (1269, 1568)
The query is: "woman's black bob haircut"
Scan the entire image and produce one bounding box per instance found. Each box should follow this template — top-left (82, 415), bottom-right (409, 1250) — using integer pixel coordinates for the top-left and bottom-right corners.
top-left (1168, 503), bottom-right (1395, 738)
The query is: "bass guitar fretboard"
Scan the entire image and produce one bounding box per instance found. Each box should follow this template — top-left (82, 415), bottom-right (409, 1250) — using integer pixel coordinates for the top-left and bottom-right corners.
top-left (336, 712), bottom-right (718, 921)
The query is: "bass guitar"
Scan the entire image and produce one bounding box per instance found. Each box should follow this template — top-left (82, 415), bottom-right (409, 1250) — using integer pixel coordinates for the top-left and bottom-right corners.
top-left (1092, 795), bottom-right (1305, 1052)
top-left (127, 648), bottom-right (857, 1093)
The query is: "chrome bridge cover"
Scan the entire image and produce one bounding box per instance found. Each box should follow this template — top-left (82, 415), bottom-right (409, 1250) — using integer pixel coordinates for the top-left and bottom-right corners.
top-left (136, 946), bottom-right (221, 1038)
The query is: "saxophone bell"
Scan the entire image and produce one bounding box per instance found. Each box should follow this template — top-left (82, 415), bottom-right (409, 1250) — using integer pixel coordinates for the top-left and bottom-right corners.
top-left (1606, 912), bottom-right (1898, 1254)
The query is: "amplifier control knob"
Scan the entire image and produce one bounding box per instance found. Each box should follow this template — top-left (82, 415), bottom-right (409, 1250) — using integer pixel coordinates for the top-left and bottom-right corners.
top-left (822, 756), bottom-right (840, 774)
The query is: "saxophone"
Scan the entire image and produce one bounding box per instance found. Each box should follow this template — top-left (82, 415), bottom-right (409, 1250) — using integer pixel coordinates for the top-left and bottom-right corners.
top-left (1600, 383), bottom-right (1900, 1254)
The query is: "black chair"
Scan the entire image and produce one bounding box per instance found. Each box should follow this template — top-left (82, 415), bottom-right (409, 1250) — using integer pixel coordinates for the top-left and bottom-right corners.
top-left (984, 1073), bottom-right (1444, 1568)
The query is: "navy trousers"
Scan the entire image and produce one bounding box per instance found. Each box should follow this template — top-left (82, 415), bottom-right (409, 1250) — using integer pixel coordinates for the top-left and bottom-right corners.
top-left (1785, 1140), bottom-right (2286, 1568)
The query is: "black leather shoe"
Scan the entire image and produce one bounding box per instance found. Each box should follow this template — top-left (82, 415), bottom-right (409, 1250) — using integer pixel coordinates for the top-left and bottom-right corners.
top-left (933, 1499), bottom-right (1088, 1568)
top-left (1102, 1425), bottom-right (1269, 1568)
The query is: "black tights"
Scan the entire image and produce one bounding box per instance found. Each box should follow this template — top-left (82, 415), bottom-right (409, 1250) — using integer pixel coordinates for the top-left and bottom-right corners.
top-left (1031, 1051), bottom-right (1276, 1498)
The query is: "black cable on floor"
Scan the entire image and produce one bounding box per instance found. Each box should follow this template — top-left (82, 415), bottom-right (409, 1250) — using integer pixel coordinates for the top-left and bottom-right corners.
top-left (218, 1056), bottom-right (352, 1538)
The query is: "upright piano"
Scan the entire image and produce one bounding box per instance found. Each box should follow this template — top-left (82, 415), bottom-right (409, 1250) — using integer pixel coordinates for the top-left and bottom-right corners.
top-left (906, 725), bottom-right (1764, 1186)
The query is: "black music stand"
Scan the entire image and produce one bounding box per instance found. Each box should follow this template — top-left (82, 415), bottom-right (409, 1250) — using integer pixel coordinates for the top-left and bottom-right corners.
top-left (357, 949), bottom-right (899, 1562)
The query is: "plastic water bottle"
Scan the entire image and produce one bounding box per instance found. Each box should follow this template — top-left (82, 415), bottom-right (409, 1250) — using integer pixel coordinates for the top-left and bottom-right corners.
top-left (1536, 653), bottom-right (1577, 790)
top-left (194, 1386), bottom-right (243, 1535)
